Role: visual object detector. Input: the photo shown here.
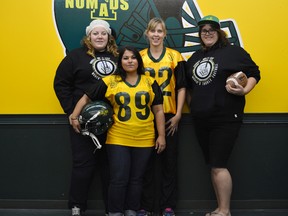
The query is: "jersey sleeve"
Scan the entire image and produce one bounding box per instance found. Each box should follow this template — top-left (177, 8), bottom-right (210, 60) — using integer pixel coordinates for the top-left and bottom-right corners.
top-left (85, 79), bottom-right (107, 101)
top-left (174, 60), bottom-right (187, 90)
top-left (152, 80), bottom-right (163, 106)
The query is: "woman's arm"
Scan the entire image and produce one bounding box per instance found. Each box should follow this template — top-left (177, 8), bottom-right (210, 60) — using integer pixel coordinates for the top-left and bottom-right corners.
top-left (69, 94), bottom-right (91, 133)
top-left (226, 77), bottom-right (257, 96)
top-left (152, 104), bottom-right (166, 154)
top-left (166, 87), bottom-right (186, 136)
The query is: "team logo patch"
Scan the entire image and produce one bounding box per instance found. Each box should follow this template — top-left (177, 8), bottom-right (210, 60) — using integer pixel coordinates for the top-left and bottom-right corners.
top-left (91, 58), bottom-right (117, 79)
top-left (192, 57), bottom-right (218, 85)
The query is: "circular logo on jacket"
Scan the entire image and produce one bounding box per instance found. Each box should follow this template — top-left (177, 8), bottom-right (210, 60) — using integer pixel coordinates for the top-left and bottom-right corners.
top-left (193, 57), bottom-right (218, 85)
top-left (91, 58), bottom-right (117, 79)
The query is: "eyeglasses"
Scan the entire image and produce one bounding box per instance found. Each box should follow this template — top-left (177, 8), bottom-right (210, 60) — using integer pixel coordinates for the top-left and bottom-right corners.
top-left (200, 29), bottom-right (216, 35)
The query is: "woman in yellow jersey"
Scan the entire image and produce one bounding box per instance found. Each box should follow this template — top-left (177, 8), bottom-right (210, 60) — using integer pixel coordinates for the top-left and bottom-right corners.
top-left (70, 46), bottom-right (166, 216)
top-left (139, 17), bottom-right (186, 216)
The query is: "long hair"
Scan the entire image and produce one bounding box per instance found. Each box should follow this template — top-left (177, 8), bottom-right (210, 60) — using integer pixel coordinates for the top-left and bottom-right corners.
top-left (81, 34), bottom-right (118, 58)
top-left (115, 46), bottom-right (144, 81)
top-left (198, 25), bottom-right (230, 50)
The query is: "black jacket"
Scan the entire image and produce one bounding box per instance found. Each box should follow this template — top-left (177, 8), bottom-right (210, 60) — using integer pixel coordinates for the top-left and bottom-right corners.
top-left (185, 44), bottom-right (260, 121)
top-left (54, 47), bottom-right (117, 114)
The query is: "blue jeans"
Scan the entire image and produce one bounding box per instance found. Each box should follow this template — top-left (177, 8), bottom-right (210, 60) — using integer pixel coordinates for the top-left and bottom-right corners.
top-left (106, 145), bottom-right (153, 213)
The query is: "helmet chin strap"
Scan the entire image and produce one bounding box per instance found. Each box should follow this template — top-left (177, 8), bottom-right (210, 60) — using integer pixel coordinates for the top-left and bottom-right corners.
top-left (81, 131), bottom-right (102, 153)
top-left (81, 111), bottom-right (102, 153)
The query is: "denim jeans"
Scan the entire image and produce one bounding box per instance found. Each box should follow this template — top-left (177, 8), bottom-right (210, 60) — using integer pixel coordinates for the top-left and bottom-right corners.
top-left (106, 144), bottom-right (153, 214)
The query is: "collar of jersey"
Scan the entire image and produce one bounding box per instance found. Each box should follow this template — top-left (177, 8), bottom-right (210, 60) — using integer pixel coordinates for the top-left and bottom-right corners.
top-left (148, 47), bottom-right (166, 62)
top-left (124, 75), bottom-right (141, 87)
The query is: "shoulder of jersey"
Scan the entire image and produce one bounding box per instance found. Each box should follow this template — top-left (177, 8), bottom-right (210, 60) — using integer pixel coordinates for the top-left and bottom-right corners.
top-left (103, 74), bottom-right (119, 82)
top-left (143, 74), bottom-right (155, 82)
top-left (166, 47), bottom-right (181, 54)
top-left (166, 47), bottom-right (184, 61)
top-left (140, 48), bottom-right (148, 55)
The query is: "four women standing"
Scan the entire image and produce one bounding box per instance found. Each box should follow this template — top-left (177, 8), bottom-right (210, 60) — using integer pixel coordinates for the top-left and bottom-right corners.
top-left (55, 14), bottom-right (260, 216)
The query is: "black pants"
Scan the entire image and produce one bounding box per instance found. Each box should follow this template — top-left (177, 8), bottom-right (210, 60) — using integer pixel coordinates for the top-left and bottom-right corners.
top-left (194, 119), bottom-right (242, 168)
top-left (68, 126), bottom-right (109, 212)
top-left (141, 114), bottom-right (178, 213)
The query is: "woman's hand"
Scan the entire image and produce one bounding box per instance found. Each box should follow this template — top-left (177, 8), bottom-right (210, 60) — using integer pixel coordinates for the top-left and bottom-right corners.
top-left (152, 104), bottom-right (166, 154)
top-left (69, 94), bottom-right (91, 133)
top-left (69, 114), bottom-right (81, 133)
top-left (155, 135), bottom-right (166, 154)
top-left (225, 83), bottom-right (245, 96)
top-left (166, 114), bottom-right (181, 136)
top-left (226, 77), bottom-right (257, 96)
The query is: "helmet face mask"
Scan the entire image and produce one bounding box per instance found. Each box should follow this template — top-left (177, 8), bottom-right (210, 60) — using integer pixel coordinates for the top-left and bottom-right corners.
top-left (79, 101), bottom-right (114, 136)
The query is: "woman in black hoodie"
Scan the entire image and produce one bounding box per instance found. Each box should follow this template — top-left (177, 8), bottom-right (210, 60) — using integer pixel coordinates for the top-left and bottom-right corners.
top-left (54, 19), bottom-right (118, 216)
top-left (185, 15), bottom-right (261, 216)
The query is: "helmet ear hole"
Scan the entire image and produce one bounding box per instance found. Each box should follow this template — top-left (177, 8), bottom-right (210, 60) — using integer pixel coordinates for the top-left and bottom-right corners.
top-left (79, 101), bottom-right (114, 136)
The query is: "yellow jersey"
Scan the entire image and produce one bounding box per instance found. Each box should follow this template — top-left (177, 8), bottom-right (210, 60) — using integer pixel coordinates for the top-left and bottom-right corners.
top-left (87, 74), bottom-right (163, 147)
top-left (140, 47), bottom-right (186, 114)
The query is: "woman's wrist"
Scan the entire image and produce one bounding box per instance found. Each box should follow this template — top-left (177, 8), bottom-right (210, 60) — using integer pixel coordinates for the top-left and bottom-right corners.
top-left (158, 134), bottom-right (165, 138)
top-left (69, 115), bottom-right (78, 120)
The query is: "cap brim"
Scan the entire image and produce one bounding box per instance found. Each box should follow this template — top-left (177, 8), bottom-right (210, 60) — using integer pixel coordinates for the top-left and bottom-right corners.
top-left (198, 20), bottom-right (220, 28)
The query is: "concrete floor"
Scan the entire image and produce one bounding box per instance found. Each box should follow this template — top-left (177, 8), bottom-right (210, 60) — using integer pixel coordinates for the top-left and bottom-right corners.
top-left (0, 209), bottom-right (288, 216)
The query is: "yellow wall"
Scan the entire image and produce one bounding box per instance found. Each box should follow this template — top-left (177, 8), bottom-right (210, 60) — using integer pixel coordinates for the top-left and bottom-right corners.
top-left (1, 1), bottom-right (64, 114)
top-left (0, 0), bottom-right (287, 114)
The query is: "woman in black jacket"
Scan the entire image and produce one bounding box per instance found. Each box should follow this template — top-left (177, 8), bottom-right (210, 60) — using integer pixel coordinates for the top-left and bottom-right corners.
top-left (54, 19), bottom-right (118, 216)
top-left (185, 15), bottom-right (260, 216)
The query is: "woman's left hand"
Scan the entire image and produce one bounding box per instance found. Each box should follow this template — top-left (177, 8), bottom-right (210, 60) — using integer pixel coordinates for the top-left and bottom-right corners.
top-left (166, 115), bottom-right (181, 136)
top-left (225, 83), bottom-right (245, 96)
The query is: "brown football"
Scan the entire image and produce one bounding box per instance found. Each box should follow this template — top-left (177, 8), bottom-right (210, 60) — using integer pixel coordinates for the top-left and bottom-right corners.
top-left (226, 71), bottom-right (248, 87)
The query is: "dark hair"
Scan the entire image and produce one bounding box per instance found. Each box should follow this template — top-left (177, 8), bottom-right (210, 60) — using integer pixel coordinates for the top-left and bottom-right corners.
top-left (198, 25), bottom-right (230, 50)
top-left (115, 46), bottom-right (144, 81)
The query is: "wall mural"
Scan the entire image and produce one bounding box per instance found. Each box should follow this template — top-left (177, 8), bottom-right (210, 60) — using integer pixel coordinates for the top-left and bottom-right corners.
top-left (53, 0), bottom-right (242, 59)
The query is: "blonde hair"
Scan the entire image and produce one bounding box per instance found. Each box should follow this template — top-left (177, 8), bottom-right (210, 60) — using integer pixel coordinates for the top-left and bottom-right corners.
top-left (82, 35), bottom-right (118, 58)
top-left (144, 17), bottom-right (167, 38)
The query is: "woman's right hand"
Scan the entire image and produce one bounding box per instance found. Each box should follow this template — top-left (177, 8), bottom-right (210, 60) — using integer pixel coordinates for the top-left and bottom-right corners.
top-left (155, 135), bottom-right (166, 154)
top-left (68, 94), bottom-right (92, 133)
top-left (69, 114), bottom-right (81, 133)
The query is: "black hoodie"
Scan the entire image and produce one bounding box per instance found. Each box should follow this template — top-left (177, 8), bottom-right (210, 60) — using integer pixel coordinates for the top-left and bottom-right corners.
top-left (185, 44), bottom-right (260, 121)
top-left (54, 46), bottom-right (117, 115)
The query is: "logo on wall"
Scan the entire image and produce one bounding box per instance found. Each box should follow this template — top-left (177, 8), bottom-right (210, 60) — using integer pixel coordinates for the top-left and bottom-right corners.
top-left (53, 0), bottom-right (242, 59)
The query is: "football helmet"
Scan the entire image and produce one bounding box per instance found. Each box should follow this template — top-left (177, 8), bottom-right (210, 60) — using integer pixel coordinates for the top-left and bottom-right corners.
top-left (79, 101), bottom-right (114, 151)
